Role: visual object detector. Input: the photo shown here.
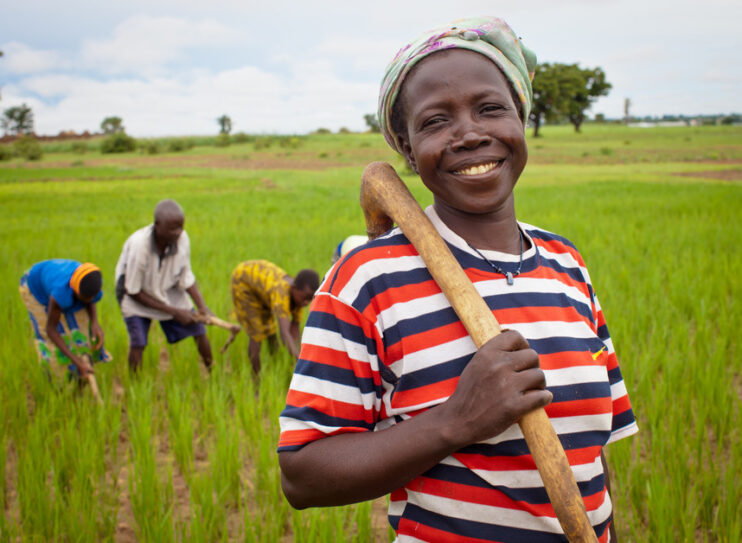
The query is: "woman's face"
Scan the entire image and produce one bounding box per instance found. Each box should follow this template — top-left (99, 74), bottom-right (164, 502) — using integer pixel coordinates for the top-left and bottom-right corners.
top-left (397, 49), bottom-right (527, 218)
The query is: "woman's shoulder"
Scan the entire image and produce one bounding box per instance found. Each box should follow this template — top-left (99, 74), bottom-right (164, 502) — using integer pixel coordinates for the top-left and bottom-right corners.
top-left (520, 221), bottom-right (586, 264)
top-left (321, 228), bottom-right (419, 296)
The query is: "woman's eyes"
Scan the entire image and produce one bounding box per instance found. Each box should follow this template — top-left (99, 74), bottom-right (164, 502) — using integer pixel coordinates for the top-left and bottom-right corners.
top-left (418, 103), bottom-right (508, 129)
top-left (420, 116), bottom-right (446, 129)
top-left (481, 103), bottom-right (505, 114)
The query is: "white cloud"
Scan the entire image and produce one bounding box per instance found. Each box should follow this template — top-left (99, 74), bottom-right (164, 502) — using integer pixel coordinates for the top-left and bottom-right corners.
top-left (80, 15), bottom-right (242, 75)
top-left (0, 41), bottom-right (65, 74)
top-left (314, 36), bottom-right (401, 73)
top-left (8, 58), bottom-right (378, 137)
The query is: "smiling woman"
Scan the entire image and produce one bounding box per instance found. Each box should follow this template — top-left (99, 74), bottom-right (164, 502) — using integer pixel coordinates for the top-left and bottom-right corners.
top-left (393, 49), bottom-right (528, 250)
top-left (278, 15), bottom-right (638, 543)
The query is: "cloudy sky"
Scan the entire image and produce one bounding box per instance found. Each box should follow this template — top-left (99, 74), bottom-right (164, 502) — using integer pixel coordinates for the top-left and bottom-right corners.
top-left (1, 0), bottom-right (739, 137)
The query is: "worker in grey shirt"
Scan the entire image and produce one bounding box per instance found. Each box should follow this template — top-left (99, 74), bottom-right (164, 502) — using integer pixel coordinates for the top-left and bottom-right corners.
top-left (115, 199), bottom-right (213, 372)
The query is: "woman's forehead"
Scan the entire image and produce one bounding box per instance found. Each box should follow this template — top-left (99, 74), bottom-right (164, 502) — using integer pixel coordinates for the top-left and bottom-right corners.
top-left (401, 50), bottom-right (510, 102)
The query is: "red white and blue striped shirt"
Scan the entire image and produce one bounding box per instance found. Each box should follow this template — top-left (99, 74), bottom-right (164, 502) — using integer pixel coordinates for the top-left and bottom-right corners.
top-left (279, 206), bottom-right (637, 542)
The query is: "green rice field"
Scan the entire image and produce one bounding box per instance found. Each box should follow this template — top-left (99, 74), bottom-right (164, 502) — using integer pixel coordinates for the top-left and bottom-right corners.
top-left (0, 124), bottom-right (740, 541)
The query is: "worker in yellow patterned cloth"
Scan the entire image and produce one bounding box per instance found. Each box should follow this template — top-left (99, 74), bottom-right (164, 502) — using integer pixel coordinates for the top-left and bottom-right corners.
top-left (230, 260), bottom-right (319, 375)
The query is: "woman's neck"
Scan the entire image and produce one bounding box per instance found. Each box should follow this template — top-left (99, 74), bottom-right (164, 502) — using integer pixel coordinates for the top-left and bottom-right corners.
top-left (433, 200), bottom-right (523, 254)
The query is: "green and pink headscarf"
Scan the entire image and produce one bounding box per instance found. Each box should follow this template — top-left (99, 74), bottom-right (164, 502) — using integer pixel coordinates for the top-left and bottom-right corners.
top-left (378, 16), bottom-right (537, 154)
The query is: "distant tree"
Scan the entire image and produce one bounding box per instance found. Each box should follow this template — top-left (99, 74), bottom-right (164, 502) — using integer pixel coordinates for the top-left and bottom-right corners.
top-left (217, 114), bottom-right (232, 135)
top-left (529, 63), bottom-right (568, 138)
top-left (2, 103), bottom-right (34, 136)
top-left (624, 98), bottom-right (632, 125)
top-left (101, 116), bottom-right (124, 135)
top-left (363, 113), bottom-right (380, 133)
top-left (529, 63), bottom-right (611, 135)
top-left (562, 65), bottom-right (611, 132)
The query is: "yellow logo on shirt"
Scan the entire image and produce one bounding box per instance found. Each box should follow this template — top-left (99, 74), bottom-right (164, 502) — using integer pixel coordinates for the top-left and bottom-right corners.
top-left (592, 346), bottom-right (606, 360)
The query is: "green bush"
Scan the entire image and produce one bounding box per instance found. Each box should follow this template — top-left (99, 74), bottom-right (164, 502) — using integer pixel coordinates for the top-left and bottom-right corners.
top-left (253, 137), bottom-right (274, 150)
top-left (214, 134), bottom-right (231, 148)
top-left (0, 144), bottom-right (13, 161)
top-left (14, 135), bottom-right (43, 161)
top-left (167, 138), bottom-right (193, 152)
top-left (232, 132), bottom-right (251, 144)
top-left (71, 141), bottom-right (88, 155)
top-left (100, 133), bottom-right (137, 154)
top-left (141, 140), bottom-right (161, 155)
top-left (278, 136), bottom-right (302, 149)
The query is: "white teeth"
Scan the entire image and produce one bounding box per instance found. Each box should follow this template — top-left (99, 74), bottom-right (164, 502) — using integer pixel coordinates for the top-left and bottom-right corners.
top-left (454, 162), bottom-right (498, 176)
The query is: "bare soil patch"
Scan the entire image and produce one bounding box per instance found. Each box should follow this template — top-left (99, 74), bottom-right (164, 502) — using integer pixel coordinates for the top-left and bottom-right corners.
top-left (673, 168), bottom-right (742, 181)
top-left (28, 153), bottom-right (354, 171)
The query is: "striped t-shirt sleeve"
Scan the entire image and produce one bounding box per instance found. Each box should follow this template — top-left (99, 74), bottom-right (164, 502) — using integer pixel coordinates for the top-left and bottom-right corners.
top-left (278, 291), bottom-right (384, 451)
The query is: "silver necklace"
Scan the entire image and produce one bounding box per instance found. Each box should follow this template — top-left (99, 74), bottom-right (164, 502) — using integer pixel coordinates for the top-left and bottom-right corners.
top-left (467, 228), bottom-right (524, 286)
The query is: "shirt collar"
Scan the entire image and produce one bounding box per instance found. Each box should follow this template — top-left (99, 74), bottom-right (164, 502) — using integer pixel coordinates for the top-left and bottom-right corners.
top-left (425, 205), bottom-right (535, 263)
top-left (148, 223), bottom-right (179, 257)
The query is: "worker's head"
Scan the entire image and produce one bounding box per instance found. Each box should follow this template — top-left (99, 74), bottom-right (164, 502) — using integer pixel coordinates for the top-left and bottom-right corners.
top-left (291, 269), bottom-right (320, 309)
top-left (377, 16), bottom-right (534, 217)
top-left (153, 199), bottom-right (185, 247)
top-left (379, 16), bottom-right (536, 155)
top-left (70, 263), bottom-right (103, 303)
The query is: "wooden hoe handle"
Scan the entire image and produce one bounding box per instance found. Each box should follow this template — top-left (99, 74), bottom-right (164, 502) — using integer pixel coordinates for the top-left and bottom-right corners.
top-left (82, 354), bottom-right (103, 406)
top-left (360, 162), bottom-right (597, 543)
top-left (193, 314), bottom-right (242, 354)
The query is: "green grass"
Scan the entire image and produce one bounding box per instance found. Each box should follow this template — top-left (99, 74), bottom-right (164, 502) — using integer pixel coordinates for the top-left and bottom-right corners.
top-left (0, 124), bottom-right (740, 541)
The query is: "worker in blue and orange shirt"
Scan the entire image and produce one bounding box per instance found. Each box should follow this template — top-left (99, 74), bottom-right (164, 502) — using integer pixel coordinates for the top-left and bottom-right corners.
top-left (19, 259), bottom-right (111, 380)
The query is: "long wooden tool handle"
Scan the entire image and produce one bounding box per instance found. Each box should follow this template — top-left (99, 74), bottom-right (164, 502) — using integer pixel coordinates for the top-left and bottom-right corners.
top-left (87, 374), bottom-right (103, 406)
top-left (82, 354), bottom-right (103, 406)
top-left (194, 313), bottom-right (241, 333)
top-left (361, 162), bottom-right (597, 543)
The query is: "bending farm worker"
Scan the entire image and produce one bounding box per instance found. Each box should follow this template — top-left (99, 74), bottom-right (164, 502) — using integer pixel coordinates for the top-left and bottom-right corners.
top-left (20, 259), bottom-right (111, 379)
top-left (278, 16), bottom-right (638, 542)
top-left (115, 199), bottom-right (214, 372)
top-left (230, 260), bottom-right (319, 375)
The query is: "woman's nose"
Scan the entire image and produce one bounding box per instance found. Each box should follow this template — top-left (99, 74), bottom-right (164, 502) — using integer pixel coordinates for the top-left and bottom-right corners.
top-left (452, 121), bottom-right (492, 150)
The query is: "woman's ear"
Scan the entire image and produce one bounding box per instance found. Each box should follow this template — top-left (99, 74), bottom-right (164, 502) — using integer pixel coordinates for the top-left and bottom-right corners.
top-left (397, 135), bottom-right (418, 174)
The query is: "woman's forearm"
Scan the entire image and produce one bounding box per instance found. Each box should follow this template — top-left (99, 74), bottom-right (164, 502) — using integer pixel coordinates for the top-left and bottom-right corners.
top-left (279, 405), bottom-right (461, 509)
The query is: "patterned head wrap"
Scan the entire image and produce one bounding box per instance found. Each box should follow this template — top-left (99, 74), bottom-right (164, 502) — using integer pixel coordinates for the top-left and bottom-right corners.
top-left (378, 16), bottom-right (537, 154)
top-left (69, 262), bottom-right (100, 295)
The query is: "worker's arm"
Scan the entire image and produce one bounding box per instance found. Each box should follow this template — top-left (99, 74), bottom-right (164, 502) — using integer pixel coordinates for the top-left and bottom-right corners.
top-left (45, 297), bottom-right (94, 376)
top-left (289, 317), bottom-right (301, 345)
top-left (86, 301), bottom-right (104, 349)
top-left (277, 316), bottom-right (301, 360)
top-left (186, 282), bottom-right (213, 317)
top-left (128, 290), bottom-right (196, 325)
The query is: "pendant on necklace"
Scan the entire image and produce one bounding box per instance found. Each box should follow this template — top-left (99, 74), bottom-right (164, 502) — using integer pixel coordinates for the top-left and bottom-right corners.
top-left (506, 271), bottom-right (514, 286)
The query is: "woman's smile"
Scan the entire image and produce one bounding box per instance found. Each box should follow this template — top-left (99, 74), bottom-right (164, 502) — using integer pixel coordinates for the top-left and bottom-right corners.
top-left (451, 160), bottom-right (503, 177)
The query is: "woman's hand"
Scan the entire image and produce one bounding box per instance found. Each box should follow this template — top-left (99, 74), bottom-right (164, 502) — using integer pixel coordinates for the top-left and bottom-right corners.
top-left (75, 355), bottom-right (95, 378)
top-left (437, 329), bottom-right (553, 448)
top-left (90, 320), bottom-right (105, 348)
